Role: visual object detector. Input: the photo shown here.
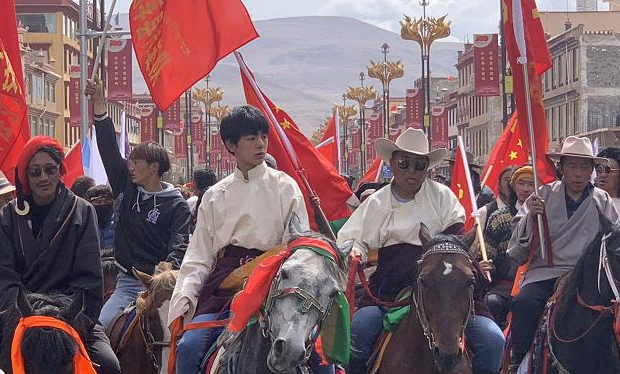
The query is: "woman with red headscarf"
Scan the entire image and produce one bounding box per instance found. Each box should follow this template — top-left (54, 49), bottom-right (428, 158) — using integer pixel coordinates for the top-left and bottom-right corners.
top-left (0, 136), bottom-right (120, 374)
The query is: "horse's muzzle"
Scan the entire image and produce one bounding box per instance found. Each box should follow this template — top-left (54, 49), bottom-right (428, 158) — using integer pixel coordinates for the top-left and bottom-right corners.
top-left (433, 347), bottom-right (463, 372)
top-left (267, 338), bottom-right (305, 373)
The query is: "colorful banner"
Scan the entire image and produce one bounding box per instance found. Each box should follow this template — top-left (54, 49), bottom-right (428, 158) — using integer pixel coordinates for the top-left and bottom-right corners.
top-left (69, 65), bottom-right (81, 127)
top-left (405, 88), bottom-right (423, 129)
top-left (163, 98), bottom-right (181, 131)
top-left (473, 34), bottom-right (500, 97)
top-left (197, 142), bottom-right (206, 164)
top-left (140, 105), bottom-right (158, 143)
top-left (388, 127), bottom-right (401, 142)
top-left (191, 115), bottom-right (204, 144)
top-left (174, 128), bottom-right (188, 158)
top-left (107, 38), bottom-right (133, 101)
top-left (366, 111), bottom-right (382, 163)
top-left (209, 126), bottom-right (221, 155)
top-left (431, 106), bottom-right (448, 149)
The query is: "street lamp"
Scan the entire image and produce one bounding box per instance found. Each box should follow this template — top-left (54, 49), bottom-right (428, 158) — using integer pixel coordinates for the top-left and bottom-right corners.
top-left (335, 102), bottom-right (357, 174)
top-left (367, 43), bottom-right (404, 138)
top-left (209, 105), bottom-right (230, 179)
top-left (192, 78), bottom-right (224, 170)
top-left (346, 78), bottom-right (377, 174)
top-left (401, 1), bottom-right (451, 145)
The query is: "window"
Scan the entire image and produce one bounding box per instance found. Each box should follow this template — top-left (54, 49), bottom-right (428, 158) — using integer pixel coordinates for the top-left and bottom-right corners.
top-left (572, 48), bottom-right (579, 82)
top-left (558, 54), bottom-right (564, 87)
top-left (31, 74), bottom-right (43, 104)
top-left (18, 14), bottom-right (56, 33)
top-left (45, 81), bottom-right (55, 103)
top-left (573, 101), bottom-right (580, 133)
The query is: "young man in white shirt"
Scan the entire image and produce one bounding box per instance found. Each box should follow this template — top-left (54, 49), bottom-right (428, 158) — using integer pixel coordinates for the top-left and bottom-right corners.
top-left (168, 106), bottom-right (317, 374)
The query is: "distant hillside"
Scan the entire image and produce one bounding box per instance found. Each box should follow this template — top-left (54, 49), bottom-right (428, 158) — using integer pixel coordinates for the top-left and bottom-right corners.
top-left (117, 15), bottom-right (462, 134)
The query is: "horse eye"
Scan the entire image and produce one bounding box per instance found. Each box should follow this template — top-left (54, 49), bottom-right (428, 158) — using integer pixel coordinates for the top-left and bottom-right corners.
top-left (280, 270), bottom-right (290, 280)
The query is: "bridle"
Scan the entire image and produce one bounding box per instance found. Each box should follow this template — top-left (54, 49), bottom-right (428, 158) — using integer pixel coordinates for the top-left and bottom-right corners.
top-left (414, 241), bottom-right (475, 351)
top-left (260, 246), bottom-right (339, 366)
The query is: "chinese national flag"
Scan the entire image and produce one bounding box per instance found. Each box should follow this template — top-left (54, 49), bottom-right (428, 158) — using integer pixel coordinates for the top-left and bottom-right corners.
top-left (0, 0), bottom-right (30, 184)
top-left (358, 158), bottom-right (382, 186)
top-left (450, 145), bottom-right (474, 230)
top-left (481, 112), bottom-right (529, 194)
top-left (130, 0), bottom-right (258, 111)
top-left (503, 0), bottom-right (556, 184)
top-left (238, 54), bottom-right (355, 228)
top-left (63, 141), bottom-right (84, 187)
top-left (316, 111), bottom-right (339, 168)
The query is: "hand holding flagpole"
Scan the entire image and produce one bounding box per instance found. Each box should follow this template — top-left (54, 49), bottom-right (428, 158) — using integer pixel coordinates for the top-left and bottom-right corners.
top-left (457, 135), bottom-right (491, 281)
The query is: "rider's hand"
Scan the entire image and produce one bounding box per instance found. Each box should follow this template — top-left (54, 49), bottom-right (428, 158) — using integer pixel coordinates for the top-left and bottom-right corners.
top-left (478, 260), bottom-right (494, 273)
top-left (85, 78), bottom-right (107, 116)
top-left (348, 247), bottom-right (364, 264)
top-left (526, 194), bottom-right (545, 216)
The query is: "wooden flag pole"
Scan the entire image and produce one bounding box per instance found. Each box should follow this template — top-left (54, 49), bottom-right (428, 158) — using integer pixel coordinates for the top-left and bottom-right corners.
top-left (457, 136), bottom-right (491, 281)
top-left (235, 51), bottom-right (336, 241)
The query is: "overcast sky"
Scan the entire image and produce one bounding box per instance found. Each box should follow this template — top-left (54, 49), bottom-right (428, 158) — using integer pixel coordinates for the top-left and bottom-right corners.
top-left (109, 0), bottom-right (610, 42)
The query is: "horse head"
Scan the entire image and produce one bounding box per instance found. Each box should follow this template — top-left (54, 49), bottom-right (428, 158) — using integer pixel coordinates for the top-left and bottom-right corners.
top-left (599, 210), bottom-right (620, 292)
top-left (263, 213), bottom-right (352, 373)
top-left (416, 223), bottom-right (477, 372)
top-left (133, 262), bottom-right (178, 315)
top-left (0, 287), bottom-right (92, 374)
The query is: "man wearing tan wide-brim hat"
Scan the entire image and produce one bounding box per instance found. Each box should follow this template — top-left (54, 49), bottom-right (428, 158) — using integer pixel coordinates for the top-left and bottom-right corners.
top-left (506, 135), bottom-right (619, 372)
top-left (0, 171), bottom-right (16, 209)
top-left (338, 128), bottom-right (506, 374)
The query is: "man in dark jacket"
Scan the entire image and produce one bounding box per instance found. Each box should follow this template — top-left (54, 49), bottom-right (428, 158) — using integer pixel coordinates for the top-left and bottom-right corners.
top-left (86, 80), bottom-right (191, 328)
top-left (0, 136), bottom-right (119, 374)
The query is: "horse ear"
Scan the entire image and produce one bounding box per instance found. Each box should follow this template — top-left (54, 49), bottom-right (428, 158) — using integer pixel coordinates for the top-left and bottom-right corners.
top-left (461, 225), bottom-right (478, 249)
top-left (337, 239), bottom-right (354, 260)
top-left (133, 267), bottom-right (153, 288)
top-left (599, 208), bottom-right (614, 235)
top-left (14, 287), bottom-right (32, 317)
top-left (64, 289), bottom-right (85, 322)
top-left (419, 223), bottom-right (432, 248)
top-left (287, 212), bottom-right (304, 240)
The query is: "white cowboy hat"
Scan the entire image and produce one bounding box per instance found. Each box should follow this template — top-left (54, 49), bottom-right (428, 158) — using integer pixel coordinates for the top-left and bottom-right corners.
top-left (547, 136), bottom-right (607, 163)
top-left (374, 128), bottom-right (447, 169)
top-left (0, 171), bottom-right (15, 196)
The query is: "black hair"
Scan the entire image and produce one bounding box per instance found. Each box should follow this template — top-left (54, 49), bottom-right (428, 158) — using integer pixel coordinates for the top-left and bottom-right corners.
top-left (507, 185), bottom-right (519, 215)
top-left (70, 176), bottom-right (96, 199)
top-left (86, 184), bottom-right (113, 201)
top-left (193, 169), bottom-right (217, 190)
top-left (36, 146), bottom-right (64, 166)
top-left (129, 142), bottom-right (171, 176)
top-left (597, 146), bottom-right (620, 195)
top-left (219, 105), bottom-right (269, 155)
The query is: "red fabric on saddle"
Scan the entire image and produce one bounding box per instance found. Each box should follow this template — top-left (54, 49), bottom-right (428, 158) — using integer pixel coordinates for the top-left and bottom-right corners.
top-left (228, 237), bottom-right (339, 332)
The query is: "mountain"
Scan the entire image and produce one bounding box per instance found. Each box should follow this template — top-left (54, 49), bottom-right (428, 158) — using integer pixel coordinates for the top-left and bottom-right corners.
top-left (117, 15), bottom-right (463, 134)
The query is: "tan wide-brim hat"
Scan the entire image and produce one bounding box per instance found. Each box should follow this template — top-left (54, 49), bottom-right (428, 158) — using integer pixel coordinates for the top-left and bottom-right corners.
top-left (0, 170), bottom-right (15, 196)
top-left (548, 135), bottom-right (607, 164)
top-left (375, 128), bottom-right (447, 169)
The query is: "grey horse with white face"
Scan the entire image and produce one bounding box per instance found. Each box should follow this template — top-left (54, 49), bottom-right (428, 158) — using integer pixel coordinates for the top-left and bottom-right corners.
top-left (217, 214), bottom-right (353, 374)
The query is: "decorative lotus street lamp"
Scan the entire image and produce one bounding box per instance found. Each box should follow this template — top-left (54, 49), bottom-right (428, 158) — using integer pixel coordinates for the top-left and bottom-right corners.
top-left (208, 105), bottom-right (230, 178)
top-left (193, 80), bottom-right (224, 169)
top-left (367, 43), bottom-right (404, 138)
top-left (346, 74), bottom-right (377, 174)
top-left (400, 1), bottom-right (451, 144)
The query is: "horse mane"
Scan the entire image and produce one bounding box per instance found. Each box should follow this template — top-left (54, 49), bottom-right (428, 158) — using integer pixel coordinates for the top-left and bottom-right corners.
top-left (150, 266), bottom-right (178, 296)
top-left (554, 222), bottom-right (620, 322)
top-left (288, 229), bottom-right (347, 287)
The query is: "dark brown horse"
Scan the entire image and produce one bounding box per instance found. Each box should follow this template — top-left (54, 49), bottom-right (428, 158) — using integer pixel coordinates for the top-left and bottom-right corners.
top-left (106, 263), bottom-right (177, 374)
top-left (525, 212), bottom-right (620, 374)
top-left (378, 224), bottom-right (477, 374)
top-left (0, 288), bottom-right (92, 374)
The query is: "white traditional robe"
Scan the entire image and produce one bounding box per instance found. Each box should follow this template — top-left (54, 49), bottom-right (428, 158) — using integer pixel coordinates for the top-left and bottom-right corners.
top-left (168, 162), bottom-right (309, 325)
top-left (337, 179), bottom-right (465, 255)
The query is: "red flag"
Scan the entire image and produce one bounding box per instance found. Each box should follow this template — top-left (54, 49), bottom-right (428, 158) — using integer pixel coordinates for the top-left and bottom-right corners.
top-left (63, 141), bottom-right (84, 188)
top-left (130, 0), bottom-right (258, 111)
top-left (503, 0), bottom-right (555, 184)
top-left (358, 158), bottom-right (382, 185)
top-left (450, 143), bottom-right (474, 230)
top-left (237, 54), bottom-right (355, 227)
top-left (0, 0), bottom-right (30, 184)
top-left (481, 112), bottom-right (529, 194)
top-left (316, 111), bottom-right (340, 168)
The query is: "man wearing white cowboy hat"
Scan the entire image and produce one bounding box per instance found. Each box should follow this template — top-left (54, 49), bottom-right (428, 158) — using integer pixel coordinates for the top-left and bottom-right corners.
top-left (338, 128), bottom-right (505, 374)
top-left (0, 171), bottom-right (16, 209)
top-left (506, 135), bottom-right (619, 372)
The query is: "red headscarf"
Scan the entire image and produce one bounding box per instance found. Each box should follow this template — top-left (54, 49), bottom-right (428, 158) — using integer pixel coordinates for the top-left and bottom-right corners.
top-left (17, 136), bottom-right (66, 196)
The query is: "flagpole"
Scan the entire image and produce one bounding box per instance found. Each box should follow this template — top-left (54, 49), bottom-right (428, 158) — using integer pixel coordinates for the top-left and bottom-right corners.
top-left (457, 136), bottom-right (491, 280)
top-left (513, 0), bottom-right (546, 260)
top-left (90, 0), bottom-right (118, 81)
top-left (235, 51), bottom-right (336, 240)
top-left (335, 107), bottom-right (343, 174)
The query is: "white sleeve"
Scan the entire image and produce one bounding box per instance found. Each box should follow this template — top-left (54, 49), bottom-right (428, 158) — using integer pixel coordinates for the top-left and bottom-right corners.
top-left (168, 191), bottom-right (217, 326)
top-left (440, 186), bottom-right (466, 230)
top-left (336, 197), bottom-right (380, 261)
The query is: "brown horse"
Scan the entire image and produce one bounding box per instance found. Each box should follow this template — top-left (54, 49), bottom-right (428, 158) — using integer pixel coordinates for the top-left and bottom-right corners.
top-left (378, 224), bottom-right (477, 374)
top-left (106, 263), bottom-right (177, 374)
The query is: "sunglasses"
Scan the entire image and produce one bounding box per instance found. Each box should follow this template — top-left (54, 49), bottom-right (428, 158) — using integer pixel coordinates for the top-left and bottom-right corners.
top-left (27, 165), bottom-right (59, 178)
top-left (396, 158), bottom-right (428, 171)
top-left (596, 164), bottom-right (620, 174)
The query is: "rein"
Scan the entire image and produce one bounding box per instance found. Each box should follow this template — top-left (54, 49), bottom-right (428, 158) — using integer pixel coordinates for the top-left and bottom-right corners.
top-left (413, 242), bottom-right (475, 351)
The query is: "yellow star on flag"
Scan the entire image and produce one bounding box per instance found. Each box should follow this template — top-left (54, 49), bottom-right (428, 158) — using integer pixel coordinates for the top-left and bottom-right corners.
top-left (281, 118), bottom-right (292, 130)
top-left (273, 106), bottom-right (283, 113)
top-left (509, 151), bottom-right (518, 160)
top-left (517, 138), bottom-right (523, 148)
top-left (457, 183), bottom-right (464, 199)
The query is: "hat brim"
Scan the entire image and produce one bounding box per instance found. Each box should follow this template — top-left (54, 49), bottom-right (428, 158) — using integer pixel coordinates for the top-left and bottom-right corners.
top-left (547, 152), bottom-right (607, 164)
top-left (374, 138), bottom-right (447, 170)
top-left (0, 185), bottom-right (15, 196)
